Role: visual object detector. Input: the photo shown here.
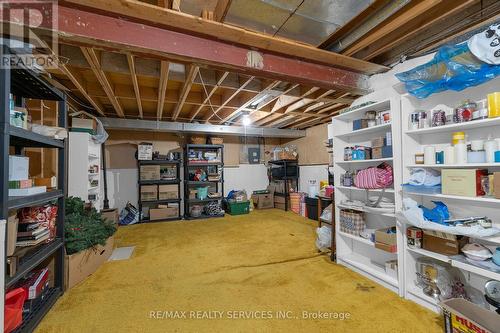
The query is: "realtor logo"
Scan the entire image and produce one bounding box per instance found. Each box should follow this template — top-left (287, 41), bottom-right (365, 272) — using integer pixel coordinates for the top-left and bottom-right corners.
top-left (0, 0), bottom-right (58, 69)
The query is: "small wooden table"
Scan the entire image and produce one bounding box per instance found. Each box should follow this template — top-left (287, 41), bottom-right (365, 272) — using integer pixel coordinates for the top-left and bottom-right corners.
top-left (316, 193), bottom-right (335, 262)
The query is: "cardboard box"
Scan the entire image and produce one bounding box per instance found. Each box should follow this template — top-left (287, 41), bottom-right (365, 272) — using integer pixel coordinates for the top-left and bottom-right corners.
top-left (65, 236), bottom-right (114, 290)
top-left (252, 193), bottom-right (274, 209)
top-left (71, 118), bottom-right (96, 131)
top-left (375, 227), bottom-right (397, 246)
top-left (441, 298), bottom-right (499, 333)
top-left (189, 189), bottom-right (197, 199)
top-left (494, 172), bottom-right (500, 199)
top-left (274, 195), bottom-right (288, 204)
top-left (371, 137), bottom-right (384, 148)
top-left (274, 203), bottom-right (286, 210)
top-left (34, 176), bottom-right (57, 189)
top-left (442, 169), bottom-right (488, 197)
top-left (140, 185), bottom-right (158, 201)
top-left (158, 184), bottom-right (178, 200)
top-left (9, 155), bottom-right (29, 181)
top-left (375, 242), bottom-right (397, 253)
top-left (353, 119), bottom-right (368, 130)
top-left (101, 208), bottom-right (119, 226)
top-left (150, 207), bottom-right (178, 220)
top-left (423, 231), bottom-right (468, 255)
top-left (274, 195), bottom-right (289, 210)
top-left (7, 213), bottom-right (18, 257)
top-left (140, 165), bottom-right (160, 181)
top-left (372, 147), bottom-right (382, 159)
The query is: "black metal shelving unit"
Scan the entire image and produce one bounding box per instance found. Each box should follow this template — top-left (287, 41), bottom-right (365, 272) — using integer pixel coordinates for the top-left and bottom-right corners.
top-left (0, 63), bottom-right (67, 333)
top-left (137, 159), bottom-right (182, 222)
top-left (268, 159), bottom-right (299, 211)
top-left (183, 144), bottom-right (225, 219)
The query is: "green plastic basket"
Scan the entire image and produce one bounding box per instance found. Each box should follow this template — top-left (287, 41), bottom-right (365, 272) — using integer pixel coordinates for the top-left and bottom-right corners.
top-left (227, 201), bottom-right (250, 215)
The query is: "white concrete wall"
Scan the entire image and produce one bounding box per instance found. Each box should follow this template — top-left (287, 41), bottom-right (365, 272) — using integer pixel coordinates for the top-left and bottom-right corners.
top-left (298, 165), bottom-right (329, 194)
top-left (103, 168), bottom-right (138, 212)
top-left (224, 164), bottom-right (269, 196)
top-left (104, 164), bottom-right (270, 212)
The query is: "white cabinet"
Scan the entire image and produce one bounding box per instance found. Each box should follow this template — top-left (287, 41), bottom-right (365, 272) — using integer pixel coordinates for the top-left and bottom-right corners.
top-left (68, 132), bottom-right (102, 210)
top-left (332, 98), bottom-right (404, 296)
top-left (399, 76), bottom-right (500, 312)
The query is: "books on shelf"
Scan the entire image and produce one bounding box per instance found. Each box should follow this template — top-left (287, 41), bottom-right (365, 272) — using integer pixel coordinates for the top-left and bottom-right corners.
top-left (8, 179), bottom-right (33, 189)
top-left (17, 226), bottom-right (48, 238)
top-left (16, 232), bottom-right (49, 247)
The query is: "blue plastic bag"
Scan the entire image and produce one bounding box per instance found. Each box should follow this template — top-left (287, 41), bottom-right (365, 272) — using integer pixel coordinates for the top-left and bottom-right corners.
top-left (419, 201), bottom-right (450, 225)
top-left (396, 43), bottom-right (500, 99)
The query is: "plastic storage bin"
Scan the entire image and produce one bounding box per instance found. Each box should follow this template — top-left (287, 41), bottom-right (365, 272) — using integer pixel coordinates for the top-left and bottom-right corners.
top-left (227, 201), bottom-right (250, 215)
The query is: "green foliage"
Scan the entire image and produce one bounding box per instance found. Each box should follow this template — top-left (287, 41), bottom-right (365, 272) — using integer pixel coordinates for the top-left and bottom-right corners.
top-left (65, 197), bottom-right (116, 255)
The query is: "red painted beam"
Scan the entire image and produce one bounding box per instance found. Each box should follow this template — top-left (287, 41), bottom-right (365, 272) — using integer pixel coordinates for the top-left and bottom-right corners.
top-left (1, 4), bottom-right (370, 93)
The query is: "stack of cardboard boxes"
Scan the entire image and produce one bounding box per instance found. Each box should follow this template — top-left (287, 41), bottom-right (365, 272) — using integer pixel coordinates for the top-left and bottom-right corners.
top-left (140, 164), bottom-right (179, 220)
top-left (371, 132), bottom-right (393, 159)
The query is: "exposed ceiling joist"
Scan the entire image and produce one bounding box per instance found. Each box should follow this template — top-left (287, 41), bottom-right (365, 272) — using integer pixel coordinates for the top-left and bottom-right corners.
top-left (204, 76), bottom-right (255, 122)
top-left (189, 71), bottom-right (229, 121)
top-left (318, 0), bottom-right (393, 49)
top-left (126, 54), bottom-right (143, 118)
top-left (157, 60), bottom-right (170, 120)
top-left (59, 64), bottom-right (105, 116)
top-left (219, 80), bottom-right (281, 124)
top-left (353, 0), bottom-right (478, 61)
top-left (214, 0), bottom-right (231, 22)
top-left (172, 65), bottom-right (199, 121)
top-left (342, 0), bottom-right (446, 57)
top-left (80, 47), bottom-right (125, 117)
top-left (253, 87), bottom-right (320, 126)
top-left (61, 0), bottom-right (387, 75)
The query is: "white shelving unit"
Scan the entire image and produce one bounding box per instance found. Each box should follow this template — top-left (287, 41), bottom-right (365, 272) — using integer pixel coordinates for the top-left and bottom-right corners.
top-left (68, 132), bottom-right (102, 210)
top-left (333, 97), bottom-right (404, 296)
top-left (399, 76), bottom-right (500, 313)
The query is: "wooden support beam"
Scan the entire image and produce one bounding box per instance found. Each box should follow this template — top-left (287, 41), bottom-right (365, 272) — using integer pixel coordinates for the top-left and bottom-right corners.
top-left (189, 71), bottom-right (229, 121)
top-left (172, 65), bottom-right (199, 121)
top-left (214, 0), bottom-right (231, 22)
top-left (253, 87), bottom-right (320, 125)
top-left (318, 0), bottom-right (392, 49)
top-left (126, 54), bottom-right (143, 118)
top-left (352, 0), bottom-right (477, 61)
top-left (373, 1), bottom-right (500, 65)
top-left (204, 76), bottom-right (255, 122)
top-left (59, 0), bottom-right (387, 75)
top-left (19, 4), bottom-right (373, 93)
top-left (342, 0), bottom-right (446, 57)
top-left (60, 65), bottom-right (105, 115)
top-left (157, 61), bottom-right (170, 120)
top-left (80, 47), bottom-right (125, 117)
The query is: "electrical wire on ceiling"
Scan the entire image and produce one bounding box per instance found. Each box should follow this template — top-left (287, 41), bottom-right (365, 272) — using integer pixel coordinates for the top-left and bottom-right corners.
top-left (272, 0), bottom-right (305, 38)
top-left (196, 69), bottom-right (224, 122)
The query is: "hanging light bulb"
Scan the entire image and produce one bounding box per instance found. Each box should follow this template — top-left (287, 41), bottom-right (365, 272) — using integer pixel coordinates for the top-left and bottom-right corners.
top-left (242, 113), bottom-right (251, 127)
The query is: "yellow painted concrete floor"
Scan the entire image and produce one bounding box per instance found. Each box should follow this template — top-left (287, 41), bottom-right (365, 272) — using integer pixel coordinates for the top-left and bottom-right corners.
top-left (37, 209), bottom-right (442, 333)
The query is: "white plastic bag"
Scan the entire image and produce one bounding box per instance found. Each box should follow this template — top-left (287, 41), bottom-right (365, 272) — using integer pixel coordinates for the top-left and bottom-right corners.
top-left (468, 23), bottom-right (500, 65)
top-left (319, 203), bottom-right (332, 222)
top-left (315, 225), bottom-right (331, 250)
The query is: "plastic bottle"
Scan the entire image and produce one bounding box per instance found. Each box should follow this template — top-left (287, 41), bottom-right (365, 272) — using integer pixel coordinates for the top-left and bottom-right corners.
top-left (484, 135), bottom-right (498, 163)
top-left (454, 139), bottom-right (467, 164)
